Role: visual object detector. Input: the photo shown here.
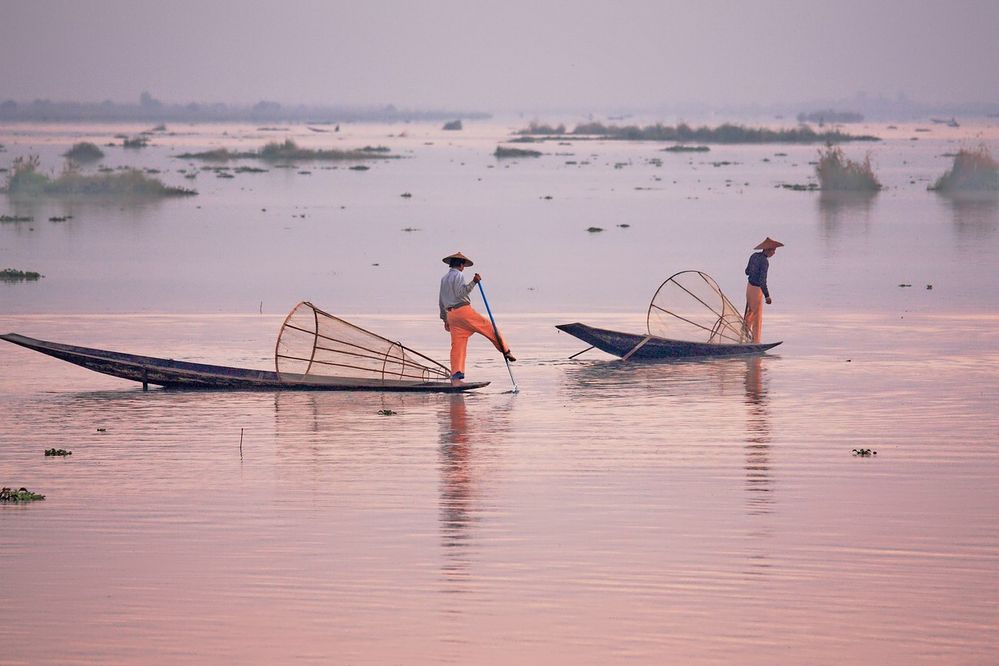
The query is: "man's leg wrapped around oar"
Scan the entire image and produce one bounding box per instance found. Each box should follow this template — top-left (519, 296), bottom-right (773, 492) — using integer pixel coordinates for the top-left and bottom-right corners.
top-left (447, 304), bottom-right (508, 381)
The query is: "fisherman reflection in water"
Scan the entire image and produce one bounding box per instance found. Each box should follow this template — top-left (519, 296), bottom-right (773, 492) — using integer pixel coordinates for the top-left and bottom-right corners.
top-left (744, 237), bottom-right (783, 343)
top-left (439, 251), bottom-right (515, 386)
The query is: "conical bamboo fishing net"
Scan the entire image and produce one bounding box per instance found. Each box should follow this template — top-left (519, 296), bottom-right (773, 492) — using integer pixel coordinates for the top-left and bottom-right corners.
top-left (275, 302), bottom-right (450, 382)
top-left (646, 271), bottom-right (750, 344)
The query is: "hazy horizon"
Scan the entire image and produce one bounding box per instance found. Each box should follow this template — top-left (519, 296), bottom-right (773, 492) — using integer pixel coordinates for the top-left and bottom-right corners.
top-left (2, 0), bottom-right (998, 113)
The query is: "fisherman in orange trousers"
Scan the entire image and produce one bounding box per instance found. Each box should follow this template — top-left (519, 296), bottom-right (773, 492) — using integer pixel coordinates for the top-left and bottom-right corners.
top-left (439, 252), bottom-right (515, 386)
top-left (744, 237), bottom-right (784, 343)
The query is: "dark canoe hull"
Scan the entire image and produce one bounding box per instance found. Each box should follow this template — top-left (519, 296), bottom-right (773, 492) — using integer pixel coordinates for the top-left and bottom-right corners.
top-left (555, 323), bottom-right (781, 359)
top-left (1, 333), bottom-right (489, 392)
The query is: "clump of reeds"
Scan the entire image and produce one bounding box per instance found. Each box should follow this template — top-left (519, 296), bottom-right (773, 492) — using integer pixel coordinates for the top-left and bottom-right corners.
top-left (0, 268), bottom-right (43, 282)
top-left (515, 122), bottom-right (566, 136)
top-left (518, 121), bottom-right (879, 144)
top-left (930, 145), bottom-right (999, 192)
top-left (176, 140), bottom-right (396, 162)
top-left (0, 487), bottom-right (45, 502)
top-left (3, 155), bottom-right (196, 197)
top-left (63, 142), bottom-right (105, 162)
top-left (494, 146), bottom-right (542, 158)
top-left (815, 145), bottom-right (881, 191)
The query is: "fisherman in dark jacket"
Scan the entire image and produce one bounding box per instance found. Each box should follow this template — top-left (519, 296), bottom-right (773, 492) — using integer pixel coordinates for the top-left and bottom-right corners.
top-left (744, 237), bottom-right (783, 343)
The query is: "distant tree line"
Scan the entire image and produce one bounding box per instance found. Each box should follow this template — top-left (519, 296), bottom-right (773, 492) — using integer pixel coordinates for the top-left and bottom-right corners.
top-left (0, 92), bottom-right (490, 123)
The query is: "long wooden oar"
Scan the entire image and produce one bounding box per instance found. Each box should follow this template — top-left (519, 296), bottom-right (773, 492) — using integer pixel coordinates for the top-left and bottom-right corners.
top-left (477, 282), bottom-right (519, 393)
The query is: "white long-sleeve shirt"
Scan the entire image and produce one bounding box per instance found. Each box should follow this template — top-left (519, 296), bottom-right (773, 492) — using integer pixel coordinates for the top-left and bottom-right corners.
top-left (439, 268), bottom-right (475, 321)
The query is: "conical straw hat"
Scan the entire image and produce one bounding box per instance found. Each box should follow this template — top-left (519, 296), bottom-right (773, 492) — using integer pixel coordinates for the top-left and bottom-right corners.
top-left (442, 251), bottom-right (474, 266)
top-left (754, 237), bottom-right (784, 250)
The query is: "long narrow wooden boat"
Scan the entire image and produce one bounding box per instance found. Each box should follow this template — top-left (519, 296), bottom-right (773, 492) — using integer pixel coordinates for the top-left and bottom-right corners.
top-left (0, 333), bottom-right (488, 392)
top-left (555, 323), bottom-right (781, 359)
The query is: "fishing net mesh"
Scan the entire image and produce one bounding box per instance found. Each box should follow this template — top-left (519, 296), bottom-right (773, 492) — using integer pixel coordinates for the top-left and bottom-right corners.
top-left (275, 302), bottom-right (450, 381)
top-left (647, 271), bottom-right (750, 344)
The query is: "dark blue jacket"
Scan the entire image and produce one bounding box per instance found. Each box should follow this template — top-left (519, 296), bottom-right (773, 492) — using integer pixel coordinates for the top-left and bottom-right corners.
top-left (745, 251), bottom-right (770, 299)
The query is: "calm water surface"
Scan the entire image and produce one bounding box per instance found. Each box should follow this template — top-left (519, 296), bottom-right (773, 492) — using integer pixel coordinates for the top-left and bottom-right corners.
top-left (2, 121), bottom-right (999, 663)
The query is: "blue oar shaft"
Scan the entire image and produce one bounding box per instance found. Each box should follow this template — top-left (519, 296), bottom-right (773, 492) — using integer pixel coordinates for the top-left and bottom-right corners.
top-left (477, 282), bottom-right (518, 392)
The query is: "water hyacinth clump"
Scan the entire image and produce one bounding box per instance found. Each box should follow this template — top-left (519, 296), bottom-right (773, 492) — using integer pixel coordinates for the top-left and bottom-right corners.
top-left (3, 156), bottom-right (196, 197)
top-left (494, 146), bottom-right (542, 158)
top-left (930, 145), bottom-right (999, 192)
top-left (0, 268), bottom-right (43, 282)
top-left (63, 142), bottom-right (105, 162)
top-left (815, 145), bottom-right (882, 191)
top-left (176, 140), bottom-right (396, 162)
top-left (0, 487), bottom-right (45, 502)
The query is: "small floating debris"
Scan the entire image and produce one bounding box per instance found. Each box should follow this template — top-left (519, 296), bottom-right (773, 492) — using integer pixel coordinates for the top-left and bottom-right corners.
top-left (0, 487), bottom-right (46, 503)
top-left (0, 215), bottom-right (33, 223)
top-left (586, 226), bottom-right (604, 233)
top-left (96, 428), bottom-right (106, 432)
top-left (377, 409), bottom-right (397, 416)
top-left (617, 223), bottom-right (630, 228)
top-left (541, 195), bottom-right (553, 200)
top-left (852, 448), bottom-right (877, 457)
top-left (402, 227), bottom-right (419, 232)
top-left (779, 183), bottom-right (820, 191)
top-left (926, 284), bottom-right (933, 290)
top-left (349, 165), bottom-right (370, 171)
top-left (44, 448), bottom-right (72, 456)
top-left (48, 216), bottom-right (72, 222)
top-left (898, 283), bottom-right (912, 288)
top-left (400, 192), bottom-right (413, 198)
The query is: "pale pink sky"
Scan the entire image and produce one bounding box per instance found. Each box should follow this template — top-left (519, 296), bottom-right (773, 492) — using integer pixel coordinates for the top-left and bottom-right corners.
top-left (1, 0), bottom-right (997, 110)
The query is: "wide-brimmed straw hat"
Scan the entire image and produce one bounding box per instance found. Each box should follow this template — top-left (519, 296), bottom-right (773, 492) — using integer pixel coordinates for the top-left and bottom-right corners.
top-left (442, 251), bottom-right (474, 266)
top-left (754, 237), bottom-right (785, 251)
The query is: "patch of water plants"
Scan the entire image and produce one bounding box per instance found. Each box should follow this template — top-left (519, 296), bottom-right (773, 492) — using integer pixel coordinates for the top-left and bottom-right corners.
top-left (929, 145), bottom-right (999, 193)
top-left (3, 156), bottom-right (196, 197)
top-left (494, 146), bottom-right (542, 158)
top-left (63, 142), bottom-right (105, 162)
top-left (44, 448), bottom-right (72, 456)
top-left (0, 268), bottom-right (43, 282)
top-left (815, 145), bottom-right (882, 191)
top-left (852, 448), bottom-right (877, 457)
top-left (1, 487), bottom-right (45, 502)
top-left (176, 140), bottom-right (398, 162)
top-left (516, 121), bottom-right (879, 144)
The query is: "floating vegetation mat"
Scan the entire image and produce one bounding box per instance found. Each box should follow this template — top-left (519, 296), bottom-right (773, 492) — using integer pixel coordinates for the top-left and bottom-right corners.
top-left (1, 487), bottom-right (46, 502)
top-left (495, 146), bottom-right (542, 158)
top-left (3, 156), bottom-right (195, 198)
top-left (930, 145), bottom-right (999, 192)
top-left (516, 121), bottom-right (879, 144)
top-left (816, 146), bottom-right (881, 191)
top-left (176, 140), bottom-right (398, 162)
top-left (63, 142), bottom-right (105, 162)
top-left (44, 448), bottom-right (72, 456)
top-left (0, 268), bottom-right (43, 282)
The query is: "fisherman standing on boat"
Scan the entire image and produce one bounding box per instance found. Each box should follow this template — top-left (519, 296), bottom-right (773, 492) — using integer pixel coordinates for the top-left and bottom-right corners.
top-left (439, 252), bottom-right (515, 386)
top-left (744, 237), bottom-right (783, 343)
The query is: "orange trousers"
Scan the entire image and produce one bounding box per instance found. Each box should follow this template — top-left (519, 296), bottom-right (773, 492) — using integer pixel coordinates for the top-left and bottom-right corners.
top-left (745, 283), bottom-right (765, 343)
top-left (447, 305), bottom-right (506, 376)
